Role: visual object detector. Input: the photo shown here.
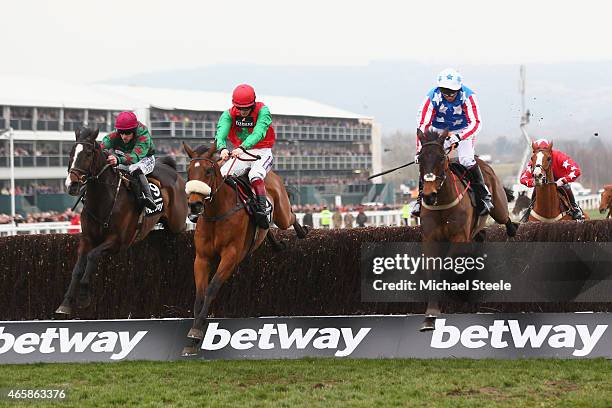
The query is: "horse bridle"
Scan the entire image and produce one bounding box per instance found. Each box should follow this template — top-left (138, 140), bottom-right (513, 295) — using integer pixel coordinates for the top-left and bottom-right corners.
top-left (68, 140), bottom-right (119, 228)
top-left (419, 141), bottom-right (449, 189)
top-left (188, 156), bottom-right (224, 203)
top-left (68, 141), bottom-right (112, 185)
top-left (532, 149), bottom-right (554, 186)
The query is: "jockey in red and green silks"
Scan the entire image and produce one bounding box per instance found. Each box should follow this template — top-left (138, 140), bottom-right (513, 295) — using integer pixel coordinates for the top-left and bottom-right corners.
top-left (215, 84), bottom-right (276, 229)
top-left (101, 111), bottom-right (157, 210)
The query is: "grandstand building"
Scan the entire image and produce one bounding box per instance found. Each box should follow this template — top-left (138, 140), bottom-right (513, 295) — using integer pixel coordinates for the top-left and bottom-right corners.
top-left (0, 76), bottom-right (387, 214)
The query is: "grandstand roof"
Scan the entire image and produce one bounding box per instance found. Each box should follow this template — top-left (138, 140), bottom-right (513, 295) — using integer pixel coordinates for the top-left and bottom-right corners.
top-left (0, 76), bottom-right (370, 120)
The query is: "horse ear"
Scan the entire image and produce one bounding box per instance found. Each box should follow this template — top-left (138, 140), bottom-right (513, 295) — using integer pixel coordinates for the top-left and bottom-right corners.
top-left (416, 129), bottom-right (424, 143)
top-left (91, 128), bottom-right (99, 140)
top-left (548, 140), bottom-right (553, 150)
top-left (183, 142), bottom-right (195, 158)
top-left (206, 142), bottom-right (217, 158)
top-left (439, 129), bottom-right (449, 142)
top-left (75, 128), bottom-right (80, 140)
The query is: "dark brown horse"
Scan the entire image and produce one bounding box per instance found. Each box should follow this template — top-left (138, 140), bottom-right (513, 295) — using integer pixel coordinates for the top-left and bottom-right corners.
top-left (600, 185), bottom-right (612, 218)
top-left (417, 129), bottom-right (518, 330)
top-left (181, 143), bottom-right (308, 356)
top-left (527, 141), bottom-right (588, 222)
top-left (56, 127), bottom-right (188, 316)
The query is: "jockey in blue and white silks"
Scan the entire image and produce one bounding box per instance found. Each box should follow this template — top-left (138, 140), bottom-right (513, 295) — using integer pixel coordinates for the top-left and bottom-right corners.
top-left (417, 85), bottom-right (481, 152)
top-left (412, 68), bottom-right (493, 217)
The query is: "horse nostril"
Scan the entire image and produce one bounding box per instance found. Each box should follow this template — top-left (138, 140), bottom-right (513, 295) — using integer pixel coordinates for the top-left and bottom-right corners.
top-left (190, 202), bottom-right (204, 215)
top-left (424, 193), bottom-right (437, 205)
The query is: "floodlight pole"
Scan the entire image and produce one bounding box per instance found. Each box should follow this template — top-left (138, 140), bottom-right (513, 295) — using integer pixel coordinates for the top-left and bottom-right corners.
top-left (0, 127), bottom-right (15, 223)
top-left (517, 65), bottom-right (532, 184)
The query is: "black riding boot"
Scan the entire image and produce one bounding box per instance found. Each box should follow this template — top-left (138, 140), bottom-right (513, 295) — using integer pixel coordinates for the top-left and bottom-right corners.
top-left (411, 179), bottom-right (423, 217)
top-left (467, 164), bottom-right (494, 215)
top-left (561, 184), bottom-right (584, 220)
top-left (133, 170), bottom-right (157, 211)
top-left (255, 195), bottom-right (270, 229)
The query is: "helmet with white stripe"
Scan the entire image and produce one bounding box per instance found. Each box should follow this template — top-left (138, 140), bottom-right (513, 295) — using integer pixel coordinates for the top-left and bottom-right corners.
top-left (436, 68), bottom-right (463, 91)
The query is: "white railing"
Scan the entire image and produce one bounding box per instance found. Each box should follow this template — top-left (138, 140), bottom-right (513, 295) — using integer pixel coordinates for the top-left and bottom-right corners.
top-left (576, 194), bottom-right (601, 210)
top-left (0, 221), bottom-right (80, 236)
top-left (294, 210), bottom-right (419, 229)
top-left (0, 196), bottom-right (601, 236)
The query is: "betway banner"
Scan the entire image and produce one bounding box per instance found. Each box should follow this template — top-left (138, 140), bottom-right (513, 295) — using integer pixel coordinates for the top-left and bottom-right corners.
top-left (0, 314), bottom-right (610, 363)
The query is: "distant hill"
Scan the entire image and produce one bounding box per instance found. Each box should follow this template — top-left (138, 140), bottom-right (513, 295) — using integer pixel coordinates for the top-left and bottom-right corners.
top-left (108, 60), bottom-right (612, 143)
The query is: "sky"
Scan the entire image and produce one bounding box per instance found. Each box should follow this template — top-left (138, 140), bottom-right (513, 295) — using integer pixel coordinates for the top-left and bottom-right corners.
top-left (2, 0), bottom-right (612, 83)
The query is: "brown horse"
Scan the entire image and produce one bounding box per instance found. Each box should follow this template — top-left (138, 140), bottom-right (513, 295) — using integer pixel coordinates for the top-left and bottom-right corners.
top-left (181, 143), bottom-right (308, 356)
top-left (600, 185), bottom-right (612, 218)
top-left (417, 129), bottom-right (518, 330)
top-left (56, 127), bottom-right (188, 316)
top-left (527, 141), bottom-right (588, 222)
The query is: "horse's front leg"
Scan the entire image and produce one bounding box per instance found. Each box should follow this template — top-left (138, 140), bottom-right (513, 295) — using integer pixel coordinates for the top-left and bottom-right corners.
top-left (77, 239), bottom-right (118, 309)
top-left (187, 247), bottom-right (240, 341)
top-left (56, 239), bottom-right (92, 316)
top-left (181, 254), bottom-right (215, 356)
top-left (192, 255), bottom-right (214, 318)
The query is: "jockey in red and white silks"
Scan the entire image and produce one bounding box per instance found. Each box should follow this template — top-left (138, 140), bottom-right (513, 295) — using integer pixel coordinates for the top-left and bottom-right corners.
top-left (519, 138), bottom-right (584, 220)
top-left (519, 139), bottom-right (581, 187)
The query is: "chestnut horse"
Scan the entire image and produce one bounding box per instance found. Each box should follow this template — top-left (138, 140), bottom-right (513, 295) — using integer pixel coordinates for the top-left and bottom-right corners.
top-left (417, 129), bottom-right (518, 330)
top-left (56, 127), bottom-right (188, 316)
top-left (599, 185), bottom-right (612, 218)
top-left (527, 141), bottom-right (588, 222)
top-left (181, 143), bottom-right (308, 356)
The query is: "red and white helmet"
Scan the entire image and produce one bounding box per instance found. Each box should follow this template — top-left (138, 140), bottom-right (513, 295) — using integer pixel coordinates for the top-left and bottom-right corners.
top-left (232, 84), bottom-right (256, 108)
top-left (532, 138), bottom-right (552, 149)
top-left (436, 68), bottom-right (463, 91)
top-left (115, 111), bottom-right (138, 130)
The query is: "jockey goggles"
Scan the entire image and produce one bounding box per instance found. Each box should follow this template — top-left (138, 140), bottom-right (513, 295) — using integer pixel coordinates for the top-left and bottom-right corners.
top-left (117, 128), bottom-right (136, 135)
top-left (439, 88), bottom-right (459, 97)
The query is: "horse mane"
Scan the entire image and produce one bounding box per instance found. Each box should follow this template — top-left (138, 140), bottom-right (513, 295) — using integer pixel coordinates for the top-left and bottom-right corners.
top-left (157, 156), bottom-right (177, 170)
top-left (421, 129), bottom-right (444, 144)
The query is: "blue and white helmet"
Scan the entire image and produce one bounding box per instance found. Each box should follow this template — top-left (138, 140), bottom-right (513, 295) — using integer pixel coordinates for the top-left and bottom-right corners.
top-left (436, 68), bottom-right (463, 91)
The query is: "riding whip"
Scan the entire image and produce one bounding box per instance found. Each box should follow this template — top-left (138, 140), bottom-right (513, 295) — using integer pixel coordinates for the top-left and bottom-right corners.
top-left (368, 160), bottom-right (416, 179)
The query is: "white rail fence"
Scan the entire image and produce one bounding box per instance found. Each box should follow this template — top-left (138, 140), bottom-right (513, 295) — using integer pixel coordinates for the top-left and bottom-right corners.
top-left (0, 194), bottom-right (602, 236)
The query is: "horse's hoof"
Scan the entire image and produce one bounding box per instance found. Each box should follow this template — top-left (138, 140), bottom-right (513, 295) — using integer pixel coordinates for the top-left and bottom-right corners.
top-left (187, 328), bottom-right (204, 340)
top-left (420, 317), bottom-right (436, 332)
top-left (297, 225), bottom-right (309, 239)
top-left (506, 221), bottom-right (519, 237)
top-left (181, 346), bottom-right (199, 357)
top-left (55, 304), bottom-right (72, 316)
top-left (77, 296), bottom-right (91, 309)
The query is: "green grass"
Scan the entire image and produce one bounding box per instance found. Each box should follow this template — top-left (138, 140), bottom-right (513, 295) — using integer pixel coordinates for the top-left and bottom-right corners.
top-left (0, 359), bottom-right (610, 407)
top-left (585, 208), bottom-right (608, 220)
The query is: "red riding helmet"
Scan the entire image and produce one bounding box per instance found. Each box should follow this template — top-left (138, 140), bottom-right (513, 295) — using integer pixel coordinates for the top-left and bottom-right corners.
top-left (115, 111), bottom-right (138, 130)
top-left (532, 138), bottom-right (552, 149)
top-left (232, 84), bottom-right (256, 108)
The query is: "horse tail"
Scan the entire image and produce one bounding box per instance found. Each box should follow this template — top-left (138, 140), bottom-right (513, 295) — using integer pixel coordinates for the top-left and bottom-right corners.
top-left (158, 155), bottom-right (177, 170)
top-left (504, 186), bottom-right (515, 203)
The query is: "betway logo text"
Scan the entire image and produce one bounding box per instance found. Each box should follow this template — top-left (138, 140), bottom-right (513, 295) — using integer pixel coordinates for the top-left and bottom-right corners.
top-left (202, 323), bottom-right (371, 357)
top-left (431, 319), bottom-right (607, 357)
top-left (0, 327), bottom-right (147, 360)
